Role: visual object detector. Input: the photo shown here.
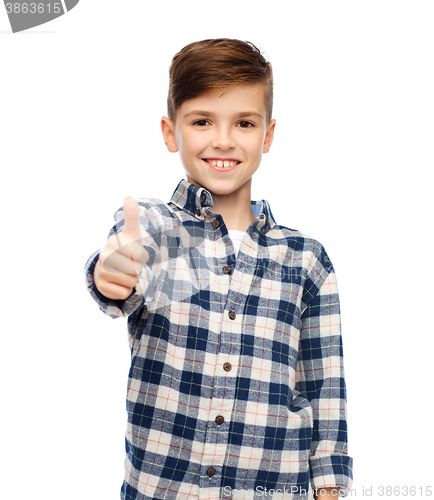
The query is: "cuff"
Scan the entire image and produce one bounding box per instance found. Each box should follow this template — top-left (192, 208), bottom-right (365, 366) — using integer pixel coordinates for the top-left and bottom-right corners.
top-left (310, 454), bottom-right (353, 497)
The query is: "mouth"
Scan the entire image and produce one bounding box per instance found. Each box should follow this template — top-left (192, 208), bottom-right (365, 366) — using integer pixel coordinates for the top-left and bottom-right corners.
top-left (202, 158), bottom-right (241, 169)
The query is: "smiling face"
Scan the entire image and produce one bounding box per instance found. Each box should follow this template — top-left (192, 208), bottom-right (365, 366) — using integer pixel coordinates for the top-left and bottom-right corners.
top-left (161, 83), bottom-right (276, 198)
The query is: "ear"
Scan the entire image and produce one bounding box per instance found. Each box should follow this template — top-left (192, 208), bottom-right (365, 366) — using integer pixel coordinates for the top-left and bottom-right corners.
top-left (161, 116), bottom-right (179, 153)
top-left (263, 118), bottom-right (276, 153)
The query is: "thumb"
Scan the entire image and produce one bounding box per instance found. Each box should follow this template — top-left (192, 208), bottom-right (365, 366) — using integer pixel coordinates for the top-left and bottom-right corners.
top-left (122, 197), bottom-right (141, 240)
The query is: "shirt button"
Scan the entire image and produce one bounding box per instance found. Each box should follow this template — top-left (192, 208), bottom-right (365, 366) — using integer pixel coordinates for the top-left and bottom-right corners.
top-left (215, 415), bottom-right (225, 425)
top-left (213, 219), bottom-right (220, 228)
top-left (206, 467), bottom-right (216, 477)
top-left (196, 209), bottom-right (201, 217)
top-left (228, 310), bottom-right (236, 320)
top-left (223, 362), bottom-right (232, 372)
top-left (223, 266), bottom-right (231, 274)
top-left (200, 193), bottom-right (207, 203)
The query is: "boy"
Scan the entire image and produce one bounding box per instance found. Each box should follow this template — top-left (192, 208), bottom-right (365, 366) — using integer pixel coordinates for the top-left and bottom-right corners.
top-left (85, 39), bottom-right (353, 500)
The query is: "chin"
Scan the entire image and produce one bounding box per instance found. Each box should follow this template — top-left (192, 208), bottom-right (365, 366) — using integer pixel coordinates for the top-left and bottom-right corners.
top-left (208, 183), bottom-right (249, 198)
top-left (185, 171), bottom-right (249, 196)
top-left (207, 185), bottom-right (238, 196)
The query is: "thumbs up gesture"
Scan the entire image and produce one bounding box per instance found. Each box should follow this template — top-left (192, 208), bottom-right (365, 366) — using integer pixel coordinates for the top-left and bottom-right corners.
top-left (94, 197), bottom-right (149, 300)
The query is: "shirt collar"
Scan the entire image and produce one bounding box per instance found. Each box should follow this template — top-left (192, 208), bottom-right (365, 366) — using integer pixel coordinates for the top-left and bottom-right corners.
top-left (169, 179), bottom-right (277, 234)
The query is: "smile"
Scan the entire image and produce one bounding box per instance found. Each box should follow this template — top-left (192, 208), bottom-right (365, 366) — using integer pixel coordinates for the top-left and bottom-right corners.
top-left (202, 158), bottom-right (241, 169)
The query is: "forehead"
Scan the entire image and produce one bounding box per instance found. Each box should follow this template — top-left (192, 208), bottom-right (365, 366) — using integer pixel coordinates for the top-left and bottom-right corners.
top-left (177, 83), bottom-right (266, 119)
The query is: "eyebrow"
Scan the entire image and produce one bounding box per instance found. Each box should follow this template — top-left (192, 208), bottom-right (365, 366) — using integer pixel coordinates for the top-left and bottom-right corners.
top-left (183, 110), bottom-right (264, 120)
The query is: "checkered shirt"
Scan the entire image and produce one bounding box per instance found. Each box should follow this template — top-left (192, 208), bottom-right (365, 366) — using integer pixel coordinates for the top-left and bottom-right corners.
top-left (85, 180), bottom-right (353, 500)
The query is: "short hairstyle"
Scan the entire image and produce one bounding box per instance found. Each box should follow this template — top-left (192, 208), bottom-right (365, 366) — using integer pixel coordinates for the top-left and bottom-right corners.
top-left (167, 38), bottom-right (273, 123)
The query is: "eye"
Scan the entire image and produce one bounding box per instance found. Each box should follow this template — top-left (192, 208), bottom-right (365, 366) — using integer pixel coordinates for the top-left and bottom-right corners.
top-left (237, 121), bottom-right (254, 128)
top-left (193, 119), bottom-right (210, 127)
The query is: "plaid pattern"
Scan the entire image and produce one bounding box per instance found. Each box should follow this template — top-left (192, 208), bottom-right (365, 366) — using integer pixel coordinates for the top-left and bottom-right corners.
top-left (85, 180), bottom-right (353, 500)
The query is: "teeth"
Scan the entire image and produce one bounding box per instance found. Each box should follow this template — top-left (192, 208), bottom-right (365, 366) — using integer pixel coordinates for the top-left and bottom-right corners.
top-left (208, 159), bottom-right (238, 168)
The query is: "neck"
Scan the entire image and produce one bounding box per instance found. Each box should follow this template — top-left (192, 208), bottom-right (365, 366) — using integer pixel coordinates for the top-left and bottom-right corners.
top-left (209, 180), bottom-right (256, 231)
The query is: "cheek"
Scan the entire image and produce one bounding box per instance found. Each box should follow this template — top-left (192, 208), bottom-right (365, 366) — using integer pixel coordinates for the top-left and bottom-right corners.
top-left (177, 133), bottom-right (208, 172)
top-left (181, 135), bottom-right (205, 160)
top-left (192, 134), bottom-right (210, 153)
top-left (245, 133), bottom-right (266, 157)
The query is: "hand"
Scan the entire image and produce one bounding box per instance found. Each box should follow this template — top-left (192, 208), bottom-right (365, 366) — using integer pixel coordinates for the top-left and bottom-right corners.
top-left (94, 197), bottom-right (149, 300)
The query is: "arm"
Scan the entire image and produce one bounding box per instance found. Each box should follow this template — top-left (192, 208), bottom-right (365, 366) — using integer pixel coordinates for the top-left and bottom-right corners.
top-left (296, 267), bottom-right (353, 497)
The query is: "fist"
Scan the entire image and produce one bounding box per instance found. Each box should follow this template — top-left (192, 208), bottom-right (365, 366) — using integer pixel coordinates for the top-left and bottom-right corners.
top-left (95, 197), bottom-right (149, 300)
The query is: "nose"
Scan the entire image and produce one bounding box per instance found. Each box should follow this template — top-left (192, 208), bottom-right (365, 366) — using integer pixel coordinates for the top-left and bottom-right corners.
top-left (211, 126), bottom-right (235, 151)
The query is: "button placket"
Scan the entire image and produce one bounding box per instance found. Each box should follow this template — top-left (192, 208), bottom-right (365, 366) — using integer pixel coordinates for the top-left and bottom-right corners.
top-left (215, 415), bottom-right (225, 425)
top-left (199, 464), bottom-right (220, 489)
top-left (202, 262), bottom-right (245, 474)
top-left (223, 362), bottom-right (232, 372)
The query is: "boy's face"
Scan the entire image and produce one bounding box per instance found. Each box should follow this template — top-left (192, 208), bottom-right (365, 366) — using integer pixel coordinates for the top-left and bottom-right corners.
top-left (161, 83), bottom-right (275, 198)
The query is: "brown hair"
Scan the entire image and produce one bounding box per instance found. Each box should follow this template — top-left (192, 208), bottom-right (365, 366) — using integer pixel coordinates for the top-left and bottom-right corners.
top-left (167, 38), bottom-right (273, 123)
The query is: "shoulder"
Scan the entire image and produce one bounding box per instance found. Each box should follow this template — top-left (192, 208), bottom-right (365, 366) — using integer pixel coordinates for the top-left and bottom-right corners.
top-left (268, 224), bottom-right (334, 274)
top-left (113, 197), bottom-right (166, 219)
top-left (267, 225), bottom-right (337, 310)
top-left (107, 197), bottom-right (178, 240)
top-left (113, 197), bottom-right (177, 227)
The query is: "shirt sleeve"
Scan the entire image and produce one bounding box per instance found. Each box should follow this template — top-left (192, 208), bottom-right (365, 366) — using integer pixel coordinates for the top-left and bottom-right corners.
top-left (296, 267), bottom-right (353, 496)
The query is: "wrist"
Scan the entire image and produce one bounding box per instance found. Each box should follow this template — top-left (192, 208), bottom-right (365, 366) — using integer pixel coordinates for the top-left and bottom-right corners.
top-left (314, 487), bottom-right (340, 499)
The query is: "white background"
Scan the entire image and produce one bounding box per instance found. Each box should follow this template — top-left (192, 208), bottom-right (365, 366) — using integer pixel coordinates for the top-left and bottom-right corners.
top-left (1, 1), bottom-right (433, 499)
